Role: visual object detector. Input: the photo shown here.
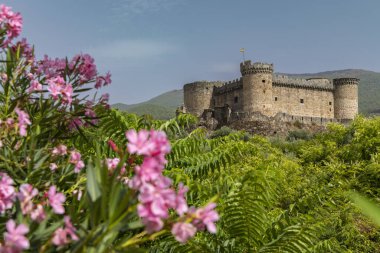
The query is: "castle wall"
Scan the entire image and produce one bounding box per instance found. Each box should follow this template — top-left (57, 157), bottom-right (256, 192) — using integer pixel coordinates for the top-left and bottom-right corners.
top-left (333, 78), bottom-right (359, 120)
top-left (272, 85), bottom-right (334, 118)
top-left (184, 81), bottom-right (223, 116)
top-left (213, 79), bottom-right (243, 111)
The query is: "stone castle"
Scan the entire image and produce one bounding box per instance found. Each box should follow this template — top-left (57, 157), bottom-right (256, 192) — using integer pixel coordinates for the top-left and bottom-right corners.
top-left (183, 60), bottom-right (359, 127)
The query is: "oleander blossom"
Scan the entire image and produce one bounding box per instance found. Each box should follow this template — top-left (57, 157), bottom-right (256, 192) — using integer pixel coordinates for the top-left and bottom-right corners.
top-left (171, 222), bottom-right (197, 243)
top-left (0, 4), bottom-right (23, 47)
top-left (70, 151), bottom-right (85, 173)
top-left (48, 186), bottom-right (66, 214)
top-left (52, 144), bottom-right (67, 156)
top-left (0, 173), bottom-right (15, 214)
top-left (17, 184), bottom-right (38, 215)
top-left (126, 129), bottom-right (219, 241)
top-left (15, 107), bottom-right (31, 136)
top-left (1, 219), bottom-right (29, 252)
top-left (47, 76), bottom-right (73, 105)
top-left (190, 203), bottom-right (219, 233)
top-left (52, 216), bottom-right (79, 246)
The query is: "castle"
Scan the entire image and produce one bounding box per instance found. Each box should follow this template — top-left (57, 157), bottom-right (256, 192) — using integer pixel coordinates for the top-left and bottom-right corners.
top-left (183, 60), bottom-right (359, 126)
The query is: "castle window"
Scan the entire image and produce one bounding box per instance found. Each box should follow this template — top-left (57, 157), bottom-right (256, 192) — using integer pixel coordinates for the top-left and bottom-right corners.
top-left (274, 97), bottom-right (278, 101)
top-left (234, 96), bottom-right (238, 103)
top-left (300, 99), bottom-right (304, 104)
top-left (262, 80), bottom-right (265, 83)
top-left (329, 101), bottom-right (332, 105)
top-left (329, 108), bottom-right (332, 112)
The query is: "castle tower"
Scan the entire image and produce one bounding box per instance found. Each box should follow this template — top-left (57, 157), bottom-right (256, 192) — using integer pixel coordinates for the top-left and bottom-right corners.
top-left (183, 81), bottom-right (223, 116)
top-left (240, 61), bottom-right (274, 116)
top-left (333, 78), bottom-right (359, 120)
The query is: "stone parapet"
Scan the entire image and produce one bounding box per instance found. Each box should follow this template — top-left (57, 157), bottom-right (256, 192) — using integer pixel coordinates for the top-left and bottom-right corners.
top-left (214, 78), bottom-right (243, 95)
top-left (240, 60), bottom-right (273, 76)
top-left (333, 78), bottom-right (359, 86)
top-left (273, 75), bottom-right (333, 91)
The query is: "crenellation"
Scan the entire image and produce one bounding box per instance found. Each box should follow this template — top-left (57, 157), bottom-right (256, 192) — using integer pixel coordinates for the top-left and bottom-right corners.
top-left (183, 59), bottom-right (359, 126)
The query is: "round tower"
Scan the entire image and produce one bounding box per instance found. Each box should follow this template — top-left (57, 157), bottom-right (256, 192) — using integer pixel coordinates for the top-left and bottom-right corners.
top-left (333, 78), bottom-right (359, 120)
top-left (183, 81), bottom-right (223, 116)
top-left (240, 60), bottom-right (274, 116)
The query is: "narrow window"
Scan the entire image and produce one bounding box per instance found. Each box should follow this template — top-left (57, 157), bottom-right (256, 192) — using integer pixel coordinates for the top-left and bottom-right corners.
top-left (262, 80), bottom-right (265, 83)
top-left (300, 99), bottom-right (304, 104)
top-left (329, 101), bottom-right (332, 105)
top-left (234, 96), bottom-right (238, 103)
top-left (274, 97), bottom-right (278, 101)
top-left (329, 108), bottom-right (332, 112)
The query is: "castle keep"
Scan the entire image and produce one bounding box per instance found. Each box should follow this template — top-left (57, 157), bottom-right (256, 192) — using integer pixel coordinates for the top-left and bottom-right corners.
top-left (183, 60), bottom-right (359, 126)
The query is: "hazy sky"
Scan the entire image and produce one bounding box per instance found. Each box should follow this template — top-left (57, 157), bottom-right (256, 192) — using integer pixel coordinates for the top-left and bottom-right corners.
top-left (4, 0), bottom-right (380, 104)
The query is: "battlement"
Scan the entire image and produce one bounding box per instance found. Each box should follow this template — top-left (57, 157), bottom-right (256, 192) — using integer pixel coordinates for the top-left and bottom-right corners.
top-left (214, 78), bottom-right (243, 95)
top-left (184, 81), bottom-right (224, 89)
top-left (333, 78), bottom-right (359, 86)
top-left (273, 75), bottom-right (333, 91)
top-left (240, 60), bottom-right (273, 76)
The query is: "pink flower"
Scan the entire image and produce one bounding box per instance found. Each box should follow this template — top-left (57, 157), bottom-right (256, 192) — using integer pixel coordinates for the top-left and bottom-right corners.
top-left (52, 228), bottom-right (69, 246)
top-left (3, 219), bottom-right (29, 252)
top-left (61, 84), bottom-right (73, 105)
top-left (17, 184), bottom-right (38, 215)
top-left (50, 163), bottom-right (58, 171)
top-left (0, 5), bottom-right (23, 47)
top-left (30, 204), bottom-right (46, 222)
top-left (52, 216), bottom-right (79, 246)
top-left (15, 107), bottom-right (31, 136)
top-left (28, 79), bottom-right (42, 93)
top-left (106, 158), bottom-right (120, 171)
top-left (125, 130), bottom-right (155, 156)
top-left (171, 222), bottom-right (197, 243)
top-left (37, 55), bottom-right (66, 78)
top-left (52, 144), bottom-right (67, 156)
top-left (0, 173), bottom-right (15, 214)
top-left (68, 117), bottom-right (84, 130)
top-left (70, 151), bottom-right (85, 173)
top-left (47, 76), bottom-right (65, 100)
top-left (192, 203), bottom-right (219, 233)
top-left (174, 183), bottom-right (188, 216)
top-left (48, 186), bottom-right (66, 214)
top-left (95, 72), bottom-right (112, 89)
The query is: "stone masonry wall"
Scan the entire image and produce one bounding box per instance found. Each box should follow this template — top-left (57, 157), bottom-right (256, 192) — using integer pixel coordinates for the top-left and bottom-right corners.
top-left (213, 79), bottom-right (243, 111)
top-left (184, 81), bottom-right (223, 116)
top-left (272, 85), bottom-right (334, 118)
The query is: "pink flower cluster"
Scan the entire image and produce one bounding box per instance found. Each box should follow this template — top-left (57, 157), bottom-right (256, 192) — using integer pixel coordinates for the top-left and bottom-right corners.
top-left (0, 4), bottom-right (22, 47)
top-left (0, 172), bottom-right (76, 250)
top-left (0, 172), bottom-right (15, 214)
top-left (47, 76), bottom-right (73, 105)
top-left (0, 220), bottom-right (29, 253)
top-left (71, 54), bottom-right (97, 83)
top-left (52, 216), bottom-right (79, 246)
top-left (48, 186), bottom-right (66, 214)
top-left (15, 107), bottom-right (31, 137)
top-left (126, 130), bottom-right (219, 243)
top-left (69, 151), bottom-right (85, 173)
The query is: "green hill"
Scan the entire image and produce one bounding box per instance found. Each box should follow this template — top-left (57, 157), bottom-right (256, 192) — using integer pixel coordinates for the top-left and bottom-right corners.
top-left (112, 69), bottom-right (380, 119)
top-left (112, 89), bottom-right (183, 119)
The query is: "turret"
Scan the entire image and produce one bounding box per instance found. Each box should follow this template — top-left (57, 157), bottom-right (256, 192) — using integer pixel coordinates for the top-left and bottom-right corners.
top-left (240, 60), bottom-right (274, 116)
top-left (333, 78), bottom-right (359, 120)
top-left (183, 81), bottom-right (223, 116)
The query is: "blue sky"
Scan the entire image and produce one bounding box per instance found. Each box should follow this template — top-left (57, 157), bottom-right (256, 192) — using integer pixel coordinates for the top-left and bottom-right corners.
top-left (4, 0), bottom-right (380, 104)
